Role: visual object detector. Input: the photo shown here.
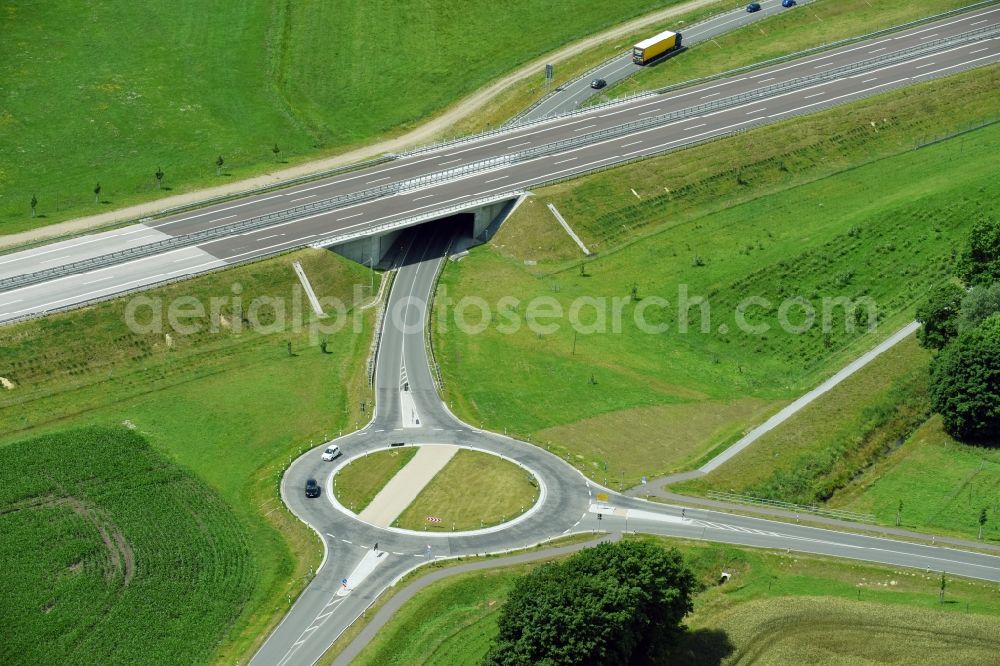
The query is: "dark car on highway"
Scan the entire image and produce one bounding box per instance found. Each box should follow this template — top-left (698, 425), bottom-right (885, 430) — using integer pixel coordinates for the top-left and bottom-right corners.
top-left (782, 0), bottom-right (797, 7)
top-left (305, 478), bottom-right (321, 498)
top-left (590, 78), bottom-right (607, 89)
top-left (747, 2), bottom-right (762, 11)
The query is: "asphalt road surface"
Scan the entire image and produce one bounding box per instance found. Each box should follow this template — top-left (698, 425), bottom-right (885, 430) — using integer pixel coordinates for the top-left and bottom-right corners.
top-left (1, 6), bottom-right (997, 325)
top-left (522, 0), bottom-right (821, 121)
top-left (248, 225), bottom-right (1000, 666)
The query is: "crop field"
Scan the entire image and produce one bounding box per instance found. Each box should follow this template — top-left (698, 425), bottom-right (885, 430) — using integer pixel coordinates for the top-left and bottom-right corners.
top-left (0, 427), bottom-right (254, 665)
top-left (0, 248), bottom-right (378, 661)
top-left (334, 448), bottom-right (418, 513)
top-left (0, 0), bottom-right (679, 234)
top-left (394, 449), bottom-right (541, 531)
top-left (597, 0), bottom-right (974, 101)
top-left (351, 537), bottom-right (1000, 665)
top-left (433, 68), bottom-right (1000, 488)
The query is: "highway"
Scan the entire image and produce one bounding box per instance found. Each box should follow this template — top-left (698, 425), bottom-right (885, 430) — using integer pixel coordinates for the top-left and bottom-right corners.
top-left (1, 6), bottom-right (997, 324)
top-left (521, 0), bottom-right (821, 121)
top-left (249, 225), bottom-right (1000, 666)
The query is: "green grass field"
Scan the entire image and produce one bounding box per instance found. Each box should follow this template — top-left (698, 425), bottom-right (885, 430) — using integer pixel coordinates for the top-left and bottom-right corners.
top-left (0, 427), bottom-right (254, 665)
top-left (0, 248), bottom-right (378, 662)
top-left (334, 448), bottom-right (417, 513)
top-left (433, 68), bottom-right (1000, 488)
top-left (674, 335), bottom-right (1000, 542)
top-left (0, 0), bottom-right (684, 235)
top-left (394, 449), bottom-right (540, 531)
top-left (352, 537), bottom-right (1000, 665)
top-left (596, 0), bottom-right (974, 101)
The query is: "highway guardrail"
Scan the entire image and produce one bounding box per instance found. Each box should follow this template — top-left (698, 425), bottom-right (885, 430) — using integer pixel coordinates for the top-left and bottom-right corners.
top-left (706, 491), bottom-right (877, 523)
top-left (2, 25), bottom-right (995, 296)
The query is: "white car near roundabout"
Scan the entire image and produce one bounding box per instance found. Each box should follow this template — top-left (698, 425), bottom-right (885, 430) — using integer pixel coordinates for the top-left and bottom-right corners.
top-left (321, 445), bottom-right (342, 461)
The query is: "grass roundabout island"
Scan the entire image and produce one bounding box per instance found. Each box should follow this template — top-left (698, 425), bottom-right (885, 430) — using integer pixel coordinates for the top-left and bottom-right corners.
top-left (333, 446), bottom-right (540, 532)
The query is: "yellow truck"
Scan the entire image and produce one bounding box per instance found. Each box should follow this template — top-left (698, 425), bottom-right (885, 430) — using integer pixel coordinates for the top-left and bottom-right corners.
top-left (632, 30), bottom-right (682, 65)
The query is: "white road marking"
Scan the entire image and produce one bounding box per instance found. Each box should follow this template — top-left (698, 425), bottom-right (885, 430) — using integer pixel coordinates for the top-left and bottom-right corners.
top-left (914, 62), bottom-right (936, 69)
top-left (438, 158), bottom-right (461, 166)
top-left (412, 194), bottom-right (434, 201)
top-left (366, 176), bottom-right (390, 184)
top-left (506, 141), bottom-right (531, 148)
top-left (337, 212), bottom-right (363, 221)
top-left (620, 140), bottom-right (642, 148)
top-left (0, 299), bottom-right (22, 307)
top-left (861, 77), bottom-right (878, 83)
top-left (869, 47), bottom-right (887, 53)
top-left (746, 107), bottom-right (767, 115)
top-left (803, 92), bottom-right (824, 99)
top-left (257, 234), bottom-right (280, 241)
top-left (483, 175), bottom-right (508, 183)
top-left (701, 92), bottom-right (721, 99)
top-left (573, 124), bottom-right (597, 132)
top-left (553, 157), bottom-right (577, 165)
top-left (289, 195), bottom-right (316, 202)
top-left (638, 108), bottom-right (662, 115)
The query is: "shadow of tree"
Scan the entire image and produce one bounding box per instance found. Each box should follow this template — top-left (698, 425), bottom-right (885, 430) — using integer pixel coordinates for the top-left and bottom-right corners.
top-left (658, 628), bottom-right (735, 666)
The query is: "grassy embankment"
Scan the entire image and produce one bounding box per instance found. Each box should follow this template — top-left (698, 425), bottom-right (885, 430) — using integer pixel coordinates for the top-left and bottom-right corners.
top-left (674, 336), bottom-right (1000, 543)
top-left (594, 0), bottom-right (976, 102)
top-left (394, 449), bottom-right (541, 531)
top-left (0, 427), bottom-right (254, 665)
top-left (333, 448), bottom-right (418, 513)
top-left (1, 0), bottom-right (681, 236)
top-left (352, 536), bottom-right (1000, 665)
top-left (444, 0), bottom-right (735, 137)
top-left (432, 65), bottom-right (999, 489)
top-left (0, 249), bottom-right (378, 662)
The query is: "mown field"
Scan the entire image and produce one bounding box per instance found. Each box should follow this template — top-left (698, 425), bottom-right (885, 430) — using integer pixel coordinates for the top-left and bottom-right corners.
top-left (394, 449), bottom-right (541, 531)
top-left (334, 448), bottom-right (417, 513)
top-left (0, 427), bottom-right (254, 665)
top-left (351, 537), bottom-right (1000, 665)
top-left (0, 0), bottom-right (681, 235)
top-left (596, 0), bottom-right (975, 101)
top-left (0, 248), bottom-right (378, 662)
top-left (433, 67), bottom-right (1000, 488)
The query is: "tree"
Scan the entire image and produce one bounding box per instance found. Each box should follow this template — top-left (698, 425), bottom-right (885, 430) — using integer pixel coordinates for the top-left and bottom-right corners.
top-left (939, 571), bottom-right (947, 604)
top-left (958, 283), bottom-right (1000, 333)
top-left (483, 540), bottom-right (695, 666)
top-left (272, 144), bottom-right (281, 162)
top-left (979, 507), bottom-right (988, 541)
top-left (929, 314), bottom-right (1000, 442)
top-left (915, 282), bottom-right (965, 349)
top-left (958, 217), bottom-right (1000, 286)
top-left (94, 182), bottom-right (101, 203)
top-left (895, 499), bottom-right (903, 527)
top-left (155, 166), bottom-right (164, 189)
top-left (30, 194), bottom-right (37, 218)
top-left (216, 155), bottom-right (225, 175)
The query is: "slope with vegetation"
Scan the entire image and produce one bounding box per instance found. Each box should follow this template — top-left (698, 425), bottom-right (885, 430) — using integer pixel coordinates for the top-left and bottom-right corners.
top-left (0, 248), bottom-right (378, 662)
top-left (1, 0), bottom-right (679, 235)
top-left (433, 66), bottom-right (999, 488)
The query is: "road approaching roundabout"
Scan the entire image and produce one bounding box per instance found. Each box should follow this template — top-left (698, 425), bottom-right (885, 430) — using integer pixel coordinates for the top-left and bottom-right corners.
top-left (250, 225), bottom-right (1000, 666)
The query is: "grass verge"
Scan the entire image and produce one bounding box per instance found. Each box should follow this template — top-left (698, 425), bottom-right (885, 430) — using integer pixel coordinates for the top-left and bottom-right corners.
top-left (351, 536), bottom-right (1000, 665)
top-left (394, 449), bottom-right (541, 531)
top-left (0, 248), bottom-right (378, 663)
top-left (333, 448), bottom-right (418, 514)
top-left (433, 67), bottom-right (999, 489)
top-left (595, 0), bottom-right (976, 101)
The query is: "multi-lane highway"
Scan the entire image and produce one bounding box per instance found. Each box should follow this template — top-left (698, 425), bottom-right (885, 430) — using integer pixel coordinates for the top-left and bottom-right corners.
top-left (521, 0), bottom-right (821, 121)
top-left (1, 5), bottom-right (997, 325)
top-left (250, 225), bottom-right (1000, 666)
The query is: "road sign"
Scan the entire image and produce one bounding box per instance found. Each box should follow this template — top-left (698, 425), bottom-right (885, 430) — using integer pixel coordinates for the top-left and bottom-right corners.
top-left (641, 476), bottom-right (648, 485)
top-left (545, 64), bottom-right (554, 80)
top-left (426, 516), bottom-right (442, 523)
top-left (595, 492), bottom-right (609, 502)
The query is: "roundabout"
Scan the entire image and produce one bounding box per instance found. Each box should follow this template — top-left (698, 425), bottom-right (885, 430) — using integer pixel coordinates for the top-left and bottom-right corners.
top-left (329, 444), bottom-right (543, 535)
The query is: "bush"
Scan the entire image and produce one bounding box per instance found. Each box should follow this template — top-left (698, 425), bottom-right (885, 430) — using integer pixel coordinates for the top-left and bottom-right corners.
top-left (958, 217), bottom-right (1000, 286)
top-left (930, 314), bottom-right (1000, 442)
top-left (483, 540), bottom-right (695, 665)
top-left (916, 282), bottom-right (965, 349)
